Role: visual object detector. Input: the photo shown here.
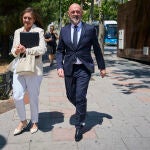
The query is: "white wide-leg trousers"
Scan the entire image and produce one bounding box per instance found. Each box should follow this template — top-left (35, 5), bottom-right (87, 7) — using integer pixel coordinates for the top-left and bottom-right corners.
top-left (13, 73), bottom-right (42, 123)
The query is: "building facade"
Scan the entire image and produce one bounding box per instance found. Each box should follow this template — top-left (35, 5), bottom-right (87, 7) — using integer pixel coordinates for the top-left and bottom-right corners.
top-left (117, 0), bottom-right (150, 63)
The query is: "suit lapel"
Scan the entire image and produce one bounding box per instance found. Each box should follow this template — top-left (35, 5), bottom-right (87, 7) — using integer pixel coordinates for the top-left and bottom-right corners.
top-left (66, 24), bottom-right (72, 44)
top-left (67, 24), bottom-right (80, 51)
top-left (66, 24), bottom-right (75, 50)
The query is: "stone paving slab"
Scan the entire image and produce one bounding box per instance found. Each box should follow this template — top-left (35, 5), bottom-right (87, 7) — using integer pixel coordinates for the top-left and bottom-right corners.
top-left (122, 137), bottom-right (150, 150)
top-left (1, 143), bottom-right (29, 150)
top-left (30, 141), bottom-right (77, 150)
top-left (77, 138), bottom-right (128, 150)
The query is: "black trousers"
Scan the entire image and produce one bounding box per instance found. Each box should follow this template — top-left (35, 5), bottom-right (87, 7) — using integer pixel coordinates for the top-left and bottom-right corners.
top-left (64, 64), bottom-right (91, 128)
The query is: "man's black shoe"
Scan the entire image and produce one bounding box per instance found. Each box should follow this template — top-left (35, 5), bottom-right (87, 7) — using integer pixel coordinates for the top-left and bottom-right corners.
top-left (75, 128), bottom-right (83, 142)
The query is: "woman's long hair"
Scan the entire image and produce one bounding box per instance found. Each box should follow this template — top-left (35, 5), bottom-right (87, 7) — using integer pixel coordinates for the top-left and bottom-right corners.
top-left (20, 7), bottom-right (44, 29)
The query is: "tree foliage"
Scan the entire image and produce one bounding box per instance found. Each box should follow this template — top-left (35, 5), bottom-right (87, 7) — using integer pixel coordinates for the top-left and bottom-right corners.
top-left (31, 0), bottom-right (59, 28)
top-left (100, 0), bottom-right (119, 21)
top-left (0, 0), bottom-right (29, 58)
top-left (0, 0), bottom-right (122, 58)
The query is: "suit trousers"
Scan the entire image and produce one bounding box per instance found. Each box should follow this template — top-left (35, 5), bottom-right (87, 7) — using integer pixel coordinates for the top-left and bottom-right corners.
top-left (64, 64), bottom-right (91, 128)
top-left (13, 72), bottom-right (42, 123)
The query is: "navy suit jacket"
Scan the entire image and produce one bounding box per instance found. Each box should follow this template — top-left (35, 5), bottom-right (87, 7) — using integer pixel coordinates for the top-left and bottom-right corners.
top-left (56, 22), bottom-right (105, 76)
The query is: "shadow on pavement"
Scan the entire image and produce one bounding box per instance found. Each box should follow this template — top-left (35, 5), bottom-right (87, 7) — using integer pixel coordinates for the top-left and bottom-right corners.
top-left (43, 64), bottom-right (57, 76)
top-left (38, 111), bottom-right (64, 132)
top-left (42, 52), bottom-right (57, 75)
top-left (0, 135), bottom-right (7, 149)
top-left (105, 58), bottom-right (150, 94)
top-left (70, 111), bottom-right (112, 134)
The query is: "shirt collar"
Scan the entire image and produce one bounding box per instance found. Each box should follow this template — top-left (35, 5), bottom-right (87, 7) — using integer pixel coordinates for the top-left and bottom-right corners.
top-left (71, 22), bottom-right (82, 29)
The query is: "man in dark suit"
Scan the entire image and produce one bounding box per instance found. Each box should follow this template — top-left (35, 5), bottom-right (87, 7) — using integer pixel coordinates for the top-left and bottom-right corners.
top-left (56, 3), bottom-right (106, 142)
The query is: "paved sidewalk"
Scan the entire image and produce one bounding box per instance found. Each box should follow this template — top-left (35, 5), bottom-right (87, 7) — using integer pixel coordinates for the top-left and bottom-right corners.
top-left (0, 54), bottom-right (150, 150)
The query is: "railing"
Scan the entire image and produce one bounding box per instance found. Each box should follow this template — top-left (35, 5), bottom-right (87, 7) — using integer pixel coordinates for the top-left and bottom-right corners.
top-left (0, 71), bottom-right (12, 100)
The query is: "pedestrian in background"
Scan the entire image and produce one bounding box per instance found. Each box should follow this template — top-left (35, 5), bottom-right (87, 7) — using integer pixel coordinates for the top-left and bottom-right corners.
top-left (56, 3), bottom-right (106, 142)
top-left (44, 25), bottom-right (59, 66)
top-left (11, 7), bottom-right (46, 136)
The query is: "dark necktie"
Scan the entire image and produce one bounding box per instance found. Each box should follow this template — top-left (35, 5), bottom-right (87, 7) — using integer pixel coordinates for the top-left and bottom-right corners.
top-left (73, 25), bottom-right (78, 48)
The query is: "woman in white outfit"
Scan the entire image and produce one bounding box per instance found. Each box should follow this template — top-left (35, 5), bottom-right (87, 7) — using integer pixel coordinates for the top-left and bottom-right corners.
top-left (11, 7), bottom-right (46, 135)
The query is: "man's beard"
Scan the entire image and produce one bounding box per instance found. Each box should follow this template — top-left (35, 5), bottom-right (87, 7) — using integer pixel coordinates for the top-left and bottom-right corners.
top-left (70, 16), bottom-right (81, 25)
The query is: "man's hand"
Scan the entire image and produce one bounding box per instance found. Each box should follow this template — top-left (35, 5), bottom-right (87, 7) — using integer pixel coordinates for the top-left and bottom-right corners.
top-left (100, 69), bottom-right (106, 78)
top-left (57, 68), bottom-right (64, 78)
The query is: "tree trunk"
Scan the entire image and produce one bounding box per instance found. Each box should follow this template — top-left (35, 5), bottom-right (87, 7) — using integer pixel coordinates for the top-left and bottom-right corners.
top-left (89, 0), bottom-right (94, 23)
top-left (98, 0), bottom-right (104, 54)
top-left (99, 23), bottom-right (104, 54)
top-left (80, 0), bottom-right (84, 8)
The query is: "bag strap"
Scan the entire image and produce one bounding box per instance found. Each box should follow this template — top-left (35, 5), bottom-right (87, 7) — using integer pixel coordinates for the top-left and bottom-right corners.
top-left (19, 53), bottom-right (26, 58)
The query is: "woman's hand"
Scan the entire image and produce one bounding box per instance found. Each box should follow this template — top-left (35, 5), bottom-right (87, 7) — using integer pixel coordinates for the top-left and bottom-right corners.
top-left (15, 46), bottom-right (21, 55)
top-left (48, 38), bottom-right (52, 41)
top-left (15, 44), bottom-right (26, 55)
top-left (18, 44), bottom-right (26, 53)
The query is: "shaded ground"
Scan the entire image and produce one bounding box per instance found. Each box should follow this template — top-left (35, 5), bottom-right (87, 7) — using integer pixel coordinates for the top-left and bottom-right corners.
top-left (0, 63), bottom-right (8, 73)
top-left (0, 98), bottom-right (15, 114)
